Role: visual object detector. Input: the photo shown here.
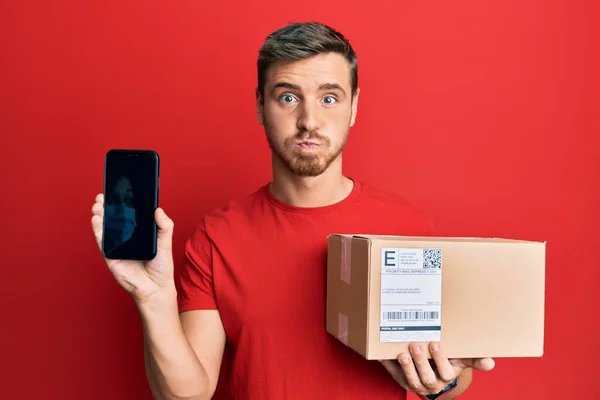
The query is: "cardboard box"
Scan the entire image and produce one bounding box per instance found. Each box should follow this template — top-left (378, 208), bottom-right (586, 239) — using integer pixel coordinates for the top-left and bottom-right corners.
top-left (326, 234), bottom-right (545, 360)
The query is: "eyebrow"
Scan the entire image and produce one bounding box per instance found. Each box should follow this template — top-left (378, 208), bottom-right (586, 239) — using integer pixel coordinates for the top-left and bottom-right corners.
top-left (318, 83), bottom-right (346, 94)
top-left (271, 82), bottom-right (301, 93)
top-left (270, 82), bottom-right (346, 96)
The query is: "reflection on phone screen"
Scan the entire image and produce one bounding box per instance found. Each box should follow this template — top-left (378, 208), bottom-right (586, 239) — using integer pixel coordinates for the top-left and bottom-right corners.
top-left (103, 150), bottom-right (158, 260)
top-left (104, 175), bottom-right (136, 254)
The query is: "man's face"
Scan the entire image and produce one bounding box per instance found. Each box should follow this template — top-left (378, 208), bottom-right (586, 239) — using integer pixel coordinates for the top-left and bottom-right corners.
top-left (114, 176), bottom-right (133, 206)
top-left (257, 53), bottom-right (359, 177)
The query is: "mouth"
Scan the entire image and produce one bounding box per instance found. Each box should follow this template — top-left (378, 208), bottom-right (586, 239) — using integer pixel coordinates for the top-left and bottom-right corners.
top-left (297, 141), bottom-right (320, 149)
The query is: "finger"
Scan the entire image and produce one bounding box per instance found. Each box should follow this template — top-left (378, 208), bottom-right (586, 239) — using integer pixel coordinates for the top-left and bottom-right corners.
top-left (379, 358), bottom-right (409, 390)
top-left (91, 201), bottom-right (104, 218)
top-left (450, 357), bottom-right (495, 372)
top-left (410, 343), bottom-right (438, 390)
top-left (397, 352), bottom-right (424, 394)
top-left (429, 342), bottom-right (456, 383)
top-left (471, 357), bottom-right (495, 371)
top-left (95, 193), bottom-right (104, 203)
top-left (155, 208), bottom-right (174, 249)
top-left (91, 214), bottom-right (103, 250)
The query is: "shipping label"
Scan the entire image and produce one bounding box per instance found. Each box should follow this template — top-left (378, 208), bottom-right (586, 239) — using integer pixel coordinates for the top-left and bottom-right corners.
top-left (380, 247), bottom-right (442, 342)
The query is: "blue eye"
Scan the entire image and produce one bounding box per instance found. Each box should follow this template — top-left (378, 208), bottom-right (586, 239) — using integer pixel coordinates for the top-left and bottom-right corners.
top-left (280, 94), bottom-right (296, 103)
top-left (323, 96), bottom-right (336, 104)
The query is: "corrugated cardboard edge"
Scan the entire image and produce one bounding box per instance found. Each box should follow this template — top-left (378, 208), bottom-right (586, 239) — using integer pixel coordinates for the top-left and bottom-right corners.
top-left (340, 235), bottom-right (352, 284)
top-left (538, 240), bottom-right (548, 358)
top-left (360, 237), bottom-right (374, 359)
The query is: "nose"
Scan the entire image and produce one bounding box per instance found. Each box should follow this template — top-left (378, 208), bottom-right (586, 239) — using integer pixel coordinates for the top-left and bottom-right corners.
top-left (297, 100), bottom-right (320, 133)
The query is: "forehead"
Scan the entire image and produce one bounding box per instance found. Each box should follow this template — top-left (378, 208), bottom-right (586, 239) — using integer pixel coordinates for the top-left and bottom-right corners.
top-left (265, 53), bottom-right (352, 91)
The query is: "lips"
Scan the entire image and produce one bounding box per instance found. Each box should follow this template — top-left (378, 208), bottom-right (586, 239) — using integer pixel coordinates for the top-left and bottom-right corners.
top-left (297, 141), bottom-right (319, 148)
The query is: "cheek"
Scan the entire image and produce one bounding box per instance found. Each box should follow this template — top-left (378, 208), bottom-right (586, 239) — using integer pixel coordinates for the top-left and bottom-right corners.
top-left (337, 106), bottom-right (353, 122)
top-left (325, 109), bottom-right (352, 132)
top-left (265, 106), bottom-right (296, 131)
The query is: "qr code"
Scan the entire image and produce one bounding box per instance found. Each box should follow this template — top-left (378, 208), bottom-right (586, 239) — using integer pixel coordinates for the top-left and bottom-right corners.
top-left (423, 248), bottom-right (442, 269)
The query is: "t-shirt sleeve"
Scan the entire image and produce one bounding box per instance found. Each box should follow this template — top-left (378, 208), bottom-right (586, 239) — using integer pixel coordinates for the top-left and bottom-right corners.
top-left (177, 218), bottom-right (218, 312)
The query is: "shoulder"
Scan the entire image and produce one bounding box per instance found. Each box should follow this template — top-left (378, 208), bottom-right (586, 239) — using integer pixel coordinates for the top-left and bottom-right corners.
top-left (187, 184), bottom-right (268, 242)
top-left (357, 180), bottom-right (425, 213)
top-left (205, 185), bottom-right (267, 225)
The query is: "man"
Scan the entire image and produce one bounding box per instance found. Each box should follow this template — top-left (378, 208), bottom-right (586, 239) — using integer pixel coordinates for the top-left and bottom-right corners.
top-left (91, 22), bottom-right (494, 400)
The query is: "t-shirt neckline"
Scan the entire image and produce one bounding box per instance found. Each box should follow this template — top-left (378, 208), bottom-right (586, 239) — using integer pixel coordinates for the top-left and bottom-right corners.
top-left (262, 178), bottom-right (363, 215)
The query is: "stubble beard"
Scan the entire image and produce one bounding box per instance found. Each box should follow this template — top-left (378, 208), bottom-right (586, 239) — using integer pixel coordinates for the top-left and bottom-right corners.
top-left (265, 125), bottom-right (349, 177)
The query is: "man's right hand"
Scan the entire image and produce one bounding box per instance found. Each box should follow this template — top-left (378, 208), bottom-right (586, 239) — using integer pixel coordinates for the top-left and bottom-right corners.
top-left (91, 193), bottom-right (176, 304)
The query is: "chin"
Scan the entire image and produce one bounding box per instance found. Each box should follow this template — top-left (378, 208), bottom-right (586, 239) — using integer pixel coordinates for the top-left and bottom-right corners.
top-left (290, 166), bottom-right (327, 177)
top-left (287, 155), bottom-right (334, 177)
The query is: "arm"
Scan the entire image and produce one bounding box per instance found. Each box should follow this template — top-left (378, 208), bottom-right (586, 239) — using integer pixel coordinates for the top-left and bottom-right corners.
top-left (143, 217), bottom-right (227, 400)
top-left (90, 197), bottom-right (225, 400)
top-left (139, 288), bottom-right (226, 400)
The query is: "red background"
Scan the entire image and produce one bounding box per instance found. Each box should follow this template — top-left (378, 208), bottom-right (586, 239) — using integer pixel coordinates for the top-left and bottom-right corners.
top-left (1, 1), bottom-right (598, 399)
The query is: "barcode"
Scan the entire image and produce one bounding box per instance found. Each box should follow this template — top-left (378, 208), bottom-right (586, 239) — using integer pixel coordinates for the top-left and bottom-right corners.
top-left (383, 311), bottom-right (439, 320)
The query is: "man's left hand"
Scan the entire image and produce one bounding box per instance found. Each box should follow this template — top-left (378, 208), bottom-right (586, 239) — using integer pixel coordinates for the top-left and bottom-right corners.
top-left (380, 342), bottom-right (495, 398)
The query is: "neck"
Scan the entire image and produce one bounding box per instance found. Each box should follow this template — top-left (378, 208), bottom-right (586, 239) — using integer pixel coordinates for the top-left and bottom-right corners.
top-left (269, 155), bottom-right (354, 208)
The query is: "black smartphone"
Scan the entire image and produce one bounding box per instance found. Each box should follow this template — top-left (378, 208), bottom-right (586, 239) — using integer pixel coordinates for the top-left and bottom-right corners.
top-left (102, 149), bottom-right (159, 261)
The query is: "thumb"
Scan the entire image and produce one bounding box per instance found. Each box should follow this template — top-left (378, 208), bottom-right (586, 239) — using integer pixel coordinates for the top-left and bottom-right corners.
top-left (155, 208), bottom-right (174, 246)
top-left (464, 357), bottom-right (495, 371)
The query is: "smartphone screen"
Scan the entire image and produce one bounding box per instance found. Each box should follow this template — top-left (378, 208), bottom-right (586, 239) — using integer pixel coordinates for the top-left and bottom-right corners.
top-left (102, 149), bottom-right (159, 260)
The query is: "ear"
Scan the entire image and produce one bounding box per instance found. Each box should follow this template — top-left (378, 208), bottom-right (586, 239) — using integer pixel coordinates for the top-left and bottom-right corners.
top-left (349, 87), bottom-right (360, 127)
top-left (256, 87), bottom-right (264, 126)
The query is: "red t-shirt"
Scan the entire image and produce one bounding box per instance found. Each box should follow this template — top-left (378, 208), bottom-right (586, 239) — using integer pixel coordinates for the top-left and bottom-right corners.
top-left (177, 179), bottom-right (433, 400)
